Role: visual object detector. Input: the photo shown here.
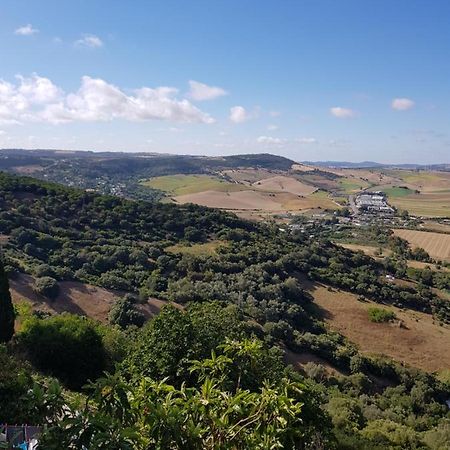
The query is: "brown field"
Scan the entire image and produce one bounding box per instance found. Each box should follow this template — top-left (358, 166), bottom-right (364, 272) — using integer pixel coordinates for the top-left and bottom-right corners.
top-left (291, 163), bottom-right (316, 173)
top-left (420, 221), bottom-right (450, 233)
top-left (341, 169), bottom-right (400, 185)
top-left (252, 175), bottom-right (317, 196)
top-left (175, 189), bottom-right (338, 212)
top-left (393, 229), bottom-right (450, 260)
top-left (310, 283), bottom-right (450, 372)
top-left (175, 189), bottom-right (282, 210)
top-left (222, 168), bottom-right (276, 184)
top-left (10, 273), bottom-right (175, 323)
top-left (12, 165), bottom-right (44, 174)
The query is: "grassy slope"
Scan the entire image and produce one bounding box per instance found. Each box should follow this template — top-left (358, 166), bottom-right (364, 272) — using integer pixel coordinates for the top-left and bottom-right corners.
top-left (142, 174), bottom-right (244, 196)
top-left (311, 282), bottom-right (450, 373)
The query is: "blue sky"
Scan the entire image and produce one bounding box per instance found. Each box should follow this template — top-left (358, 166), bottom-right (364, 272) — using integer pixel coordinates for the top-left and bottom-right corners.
top-left (0, 0), bottom-right (449, 163)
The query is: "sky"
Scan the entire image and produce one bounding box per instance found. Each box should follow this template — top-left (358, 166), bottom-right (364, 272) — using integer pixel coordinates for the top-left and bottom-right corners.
top-left (0, 0), bottom-right (449, 163)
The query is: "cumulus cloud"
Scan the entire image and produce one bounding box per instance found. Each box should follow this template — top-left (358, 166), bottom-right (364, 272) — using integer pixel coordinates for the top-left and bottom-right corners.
top-left (0, 74), bottom-right (215, 125)
top-left (75, 34), bottom-right (103, 48)
top-left (296, 137), bottom-right (317, 144)
top-left (267, 124), bottom-right (278, 131)
top-left (229, 106), bottom-right (252, 123)
top-left (391, 98), bottom-right (415, 111)
top-left (15, 24), bottom-right (39, 36)
top-left (188, 80), bottom-right (227, 101)
top-left (330, 107), bottom-right (356, 118)
top-left (257, 136), bottom-right (285, 145)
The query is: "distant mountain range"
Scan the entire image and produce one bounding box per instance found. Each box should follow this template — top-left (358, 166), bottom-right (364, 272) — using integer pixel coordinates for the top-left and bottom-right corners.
top-left (302, 160), bottom-right (450, 170)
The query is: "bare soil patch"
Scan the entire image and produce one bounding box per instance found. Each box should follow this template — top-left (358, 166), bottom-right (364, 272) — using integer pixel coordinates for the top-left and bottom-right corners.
top-left (10, 273), bottom-right (177, 323)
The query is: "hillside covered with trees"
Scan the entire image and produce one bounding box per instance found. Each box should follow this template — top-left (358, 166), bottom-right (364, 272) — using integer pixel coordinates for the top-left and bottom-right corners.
top-left (0, 171), bottom-right (449, 449)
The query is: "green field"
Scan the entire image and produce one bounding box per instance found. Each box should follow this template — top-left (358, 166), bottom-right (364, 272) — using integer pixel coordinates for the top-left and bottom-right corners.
top-left (389, 193), bottom-right (450, 217)
top-left (338, 177), bottom-right (370, 193)
top-left (381, 186), bottom-right (416, 198)
top-left (142, 174), bottom-right (244, 196)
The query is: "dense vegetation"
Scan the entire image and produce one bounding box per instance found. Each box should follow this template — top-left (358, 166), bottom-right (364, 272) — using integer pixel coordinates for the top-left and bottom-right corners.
top-left (0, 171), bottom-right (449, 448)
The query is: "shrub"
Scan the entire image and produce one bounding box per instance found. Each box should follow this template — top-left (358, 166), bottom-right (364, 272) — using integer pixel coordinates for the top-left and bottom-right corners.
top-left (33, 276), bottom-right (59, 299)
top-left (367, 307), bottom-right (396, 323)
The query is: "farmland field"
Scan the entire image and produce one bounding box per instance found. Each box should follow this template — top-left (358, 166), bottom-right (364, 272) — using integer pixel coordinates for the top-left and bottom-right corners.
top-left (393, 229), bottom-right (450, 260)
top-left (252, 175), bottom-right (317, 196)
top-left (388, 192), bottom-right (450, 217)
top-left (380, 186), bottom-right (416, 197)
top-left (338, 177), bottom-right (370, 193)
top-left (384, 170), bottom-right (450, 192)
top-left (142, 174), bottom-right (243, 196)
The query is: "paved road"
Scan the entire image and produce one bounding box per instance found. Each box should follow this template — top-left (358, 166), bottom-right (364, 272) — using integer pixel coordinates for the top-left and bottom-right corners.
top-left (348, 195), bottom-right (359, 215)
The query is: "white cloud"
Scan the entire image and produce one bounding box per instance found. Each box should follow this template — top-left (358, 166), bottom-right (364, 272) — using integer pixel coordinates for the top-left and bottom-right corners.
top-left (269, 110), bottom-right (281, 117)
top-left (75, 34), bottom-right (103, 48)
top-left (257, 135), bottom-right (285, 145)
top-left (15, 24), bottom-right (39, 36)
top-left (17, 74), bottom-right (62, 104)
top-left (188, 80), bottom-right (227, 101)
top-left (0, 74), bottom-right (215, 125)
top-left (296, 137), bottom-right (317, 144)
top-left (391, 98), bottom-right (415, 111)
top-left (267, 124), bottom-right (278, 131)
top-left (229, 106), bottom-right (251, 123)
top-left (330, 107), bottom-right (356, 118)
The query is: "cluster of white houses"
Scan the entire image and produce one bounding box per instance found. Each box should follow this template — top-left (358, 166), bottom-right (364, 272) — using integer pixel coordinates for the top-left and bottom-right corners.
top-left (355, 191), bottom-right (394, 214)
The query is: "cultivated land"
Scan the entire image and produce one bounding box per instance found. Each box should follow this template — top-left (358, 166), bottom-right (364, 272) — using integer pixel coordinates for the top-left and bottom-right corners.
top-left (382, 191), bottom-right (450, 217)
top-left (393, 229), bottom-right (450, 261)
top-left (141, 174), bottom-right (243, 196)
top-left (310, 283), bottom-right (450, 373)
top-left (174, 188), bottom-right (339, 212)
top-left (251, 175), bottom-right (317, 196)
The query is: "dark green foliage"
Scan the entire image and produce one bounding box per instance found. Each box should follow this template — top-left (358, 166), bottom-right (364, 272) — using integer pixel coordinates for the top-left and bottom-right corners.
top-left (0, 345), bottom-right (33, 423)
top-left (123, 305), bottom-right (195, 382)
top-left (19, 314), bottom-right (107, 389)
top-left (33, 276), bottom-right (60, 299)
top-left (109, 294), bottom-right (145, 328)
top-left (0, 257), bottom-right (14, 342)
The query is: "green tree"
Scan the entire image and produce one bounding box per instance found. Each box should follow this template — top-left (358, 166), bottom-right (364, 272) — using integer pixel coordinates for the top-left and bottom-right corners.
top-left (109, 294), bottom-right (145, 329)
top-left (33, 276), bottom-right (60, 300)
top-left (0, 257), bottom-right (14, 342)
top-left (19, 314), bottom-right (107, 390)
